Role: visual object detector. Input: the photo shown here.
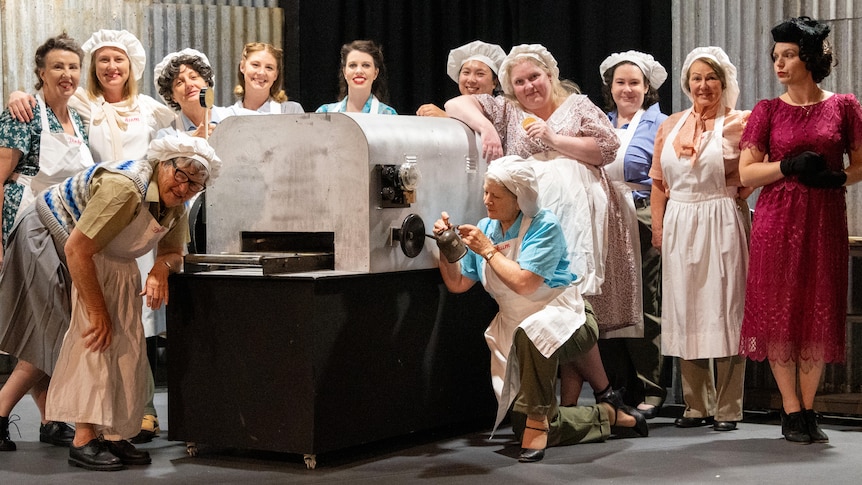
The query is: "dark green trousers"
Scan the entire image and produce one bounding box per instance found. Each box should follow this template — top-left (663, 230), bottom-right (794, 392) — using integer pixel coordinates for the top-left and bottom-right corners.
top-left (511, 304), bottom-right (611, 447)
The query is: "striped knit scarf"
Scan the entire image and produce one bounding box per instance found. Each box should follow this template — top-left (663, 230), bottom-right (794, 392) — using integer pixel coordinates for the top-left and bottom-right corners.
top-left (37, 159), bottom-right (155, 247)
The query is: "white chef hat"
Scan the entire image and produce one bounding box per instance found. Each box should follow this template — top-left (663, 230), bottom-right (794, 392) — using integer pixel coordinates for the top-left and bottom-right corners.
top-left (446, 40), bottom-right (507, 83)
top-left (485, 156), bottom-right (540, 218)
top-left (680, 46), bottom-right (740, 110)
top-left (599, 50), bottom-right (668, 89)
top-left (148, 133), bottom-right (222, 185)
top-left (498, 44), bottom-right (560, 96)
top-left (153, 48), bottom-right (211, 91)
top-left (81, 29), bottom-right (146, 81)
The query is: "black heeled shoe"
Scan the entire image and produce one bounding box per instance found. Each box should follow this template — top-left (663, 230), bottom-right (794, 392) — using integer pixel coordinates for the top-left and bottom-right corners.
top-left (518, 424), bottom-right (549, 463)
top-left (802, 409), bottom-right (828, 443)
top-left (637, 403), bottom-right (662, 420)
top-left (780, 409), bottom-right (811, 444)
top-left (594, 386), bottom-right (649, 437)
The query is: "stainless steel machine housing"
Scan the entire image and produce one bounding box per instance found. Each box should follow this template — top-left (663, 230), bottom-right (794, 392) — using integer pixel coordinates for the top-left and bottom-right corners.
top-left (206, 113), bottom-right (487, 273)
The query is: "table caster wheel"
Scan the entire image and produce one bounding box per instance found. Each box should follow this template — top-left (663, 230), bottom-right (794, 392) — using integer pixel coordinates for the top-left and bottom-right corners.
top-left (186, 442), bottom-right (198, 457)
top-left (303, 454), bottom-right (317, 469)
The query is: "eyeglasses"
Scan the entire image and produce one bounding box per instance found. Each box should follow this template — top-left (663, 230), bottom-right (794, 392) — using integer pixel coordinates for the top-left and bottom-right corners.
top-left (171, 160), bottom-right (206, 193)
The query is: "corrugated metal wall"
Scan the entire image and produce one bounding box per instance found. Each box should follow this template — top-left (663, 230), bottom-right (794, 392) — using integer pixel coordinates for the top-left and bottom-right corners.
top-left (0, 0), bottom-right (283, 108)
top-left (672, 0), bottom-right (862, 233)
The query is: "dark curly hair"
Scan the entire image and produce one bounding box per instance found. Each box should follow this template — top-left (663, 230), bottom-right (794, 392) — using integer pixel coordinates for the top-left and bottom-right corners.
top-left (771, 16), bottom-right (835, 83)
top-left (34, 33), bottom-right (84, 91)
top-left (337, 40), bottom-right (389, 103)
top-left (773, 40), bottom-right (835, 83)
top-left (156, 54), bottom-right (215, 111)
top-left (600, 61), bottom-right (660, 113)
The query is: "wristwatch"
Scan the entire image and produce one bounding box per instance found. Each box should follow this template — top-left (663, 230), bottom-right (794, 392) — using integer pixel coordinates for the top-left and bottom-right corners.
top-left (484, 249), bottom-right (498, 262)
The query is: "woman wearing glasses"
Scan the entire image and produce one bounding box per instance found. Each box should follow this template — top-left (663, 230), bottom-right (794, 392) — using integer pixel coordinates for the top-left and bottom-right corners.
top-left (0, 134), bottom-right (220, 471)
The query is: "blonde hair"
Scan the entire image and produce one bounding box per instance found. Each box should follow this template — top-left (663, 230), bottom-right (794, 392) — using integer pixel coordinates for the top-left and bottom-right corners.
top-left (501, 56), bottom-right (579, 111)
top-left (86, 47), bottom-right (138, 101)
top-left (234, 42), bottom-right (287, 103)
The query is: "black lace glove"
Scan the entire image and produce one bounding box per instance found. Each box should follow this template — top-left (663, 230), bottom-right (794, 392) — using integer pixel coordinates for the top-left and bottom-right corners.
top-left (779, 151), bottom-right (826, 176)
top-left (799, 169), bottom-right (847, 188)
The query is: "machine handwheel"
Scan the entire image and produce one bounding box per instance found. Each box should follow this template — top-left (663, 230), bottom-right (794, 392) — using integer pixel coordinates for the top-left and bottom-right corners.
top-left (398, 213), bottom-right (425, 258)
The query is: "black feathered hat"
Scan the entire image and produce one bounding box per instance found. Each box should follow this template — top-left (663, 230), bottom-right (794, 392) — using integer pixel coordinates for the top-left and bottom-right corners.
top-left (771, 16), bottom-right (830, 46)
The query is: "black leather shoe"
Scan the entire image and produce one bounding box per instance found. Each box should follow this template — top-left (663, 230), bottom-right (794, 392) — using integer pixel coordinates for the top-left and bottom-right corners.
top-left (518, 448), bottom-right (545, 463)
top-left (780, 409), bottom-right (811, 444)
top-left (69, 439), bottom-right (124, 471)
top-left (1, 416), bottom-right (16, 452)
top-left (40, 421), bottom-right (75, 446)
top-left (713, 421), bottom-right (738, 431)
top-left (595, 387), bottom-right (649, 437)
top-left (637, 403), bottom-right (662, 420)
top-left (105, 439), bottom-right (151, 465)
top-left (619, 405), bottom-right (649, 437)
top-left (802, 409), bottom-right (829, 443)
top-left (675, 416), bottom-right (715, 428)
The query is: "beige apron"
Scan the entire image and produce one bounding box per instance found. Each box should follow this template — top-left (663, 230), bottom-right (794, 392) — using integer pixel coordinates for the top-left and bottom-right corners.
top-left (46, 201), bottom-right (170, 439)
top-left (658, 109), bottom-right (748, 359)
top-left (482, 216), bottom-right (587, 430)
top-left (601, 110), bottom-right (646, 338)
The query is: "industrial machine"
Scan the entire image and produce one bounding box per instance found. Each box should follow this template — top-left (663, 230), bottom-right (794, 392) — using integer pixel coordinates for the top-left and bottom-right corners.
top-left (167, 113), bottom-right (499, 467)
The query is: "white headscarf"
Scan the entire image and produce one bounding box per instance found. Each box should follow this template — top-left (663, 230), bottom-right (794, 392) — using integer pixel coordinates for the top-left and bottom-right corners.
top-left (446, 40), bottom-right (507, 83)
top-left (81, 29), bottom-right (146, 81)
top-left (680, 46), bottom-right (739, 110)
top-left (148, 133), bottom-right (222, 185)
top-left (498, 44), bottom-right (560, 96)
top-left (599, 50), bottom-right (667, 89)
top-left (486, 157), bottom-right (540, 218)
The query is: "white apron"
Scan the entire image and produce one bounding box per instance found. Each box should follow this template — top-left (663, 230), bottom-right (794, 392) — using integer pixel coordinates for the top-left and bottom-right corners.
top-left (87, 98), bottom-right (154, 163)
top-left (46, 202), bottom-right (170, 439)
top-left (658, 109), bottom-right (748, 359)
top-left (527, 151), bottom-right (607, 296)
top-left (17, 94), bottom-right (94, 213)
top-left (483, 216), bottom-right (587, 430)
top-left (601, 110), bottom-right (646, 338)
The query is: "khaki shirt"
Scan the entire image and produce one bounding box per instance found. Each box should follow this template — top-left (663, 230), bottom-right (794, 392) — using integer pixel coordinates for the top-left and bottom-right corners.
top-left (75, 166), bottom-right (189, 250)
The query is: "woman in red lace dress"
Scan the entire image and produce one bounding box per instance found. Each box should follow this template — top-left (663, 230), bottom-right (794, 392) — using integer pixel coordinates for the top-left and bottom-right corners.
top-left (738, 16), bottom-right (862, 444)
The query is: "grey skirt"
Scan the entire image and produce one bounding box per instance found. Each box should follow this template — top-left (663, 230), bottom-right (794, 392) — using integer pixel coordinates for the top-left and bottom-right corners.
top-left (0, 203), bottom-right (71, 375)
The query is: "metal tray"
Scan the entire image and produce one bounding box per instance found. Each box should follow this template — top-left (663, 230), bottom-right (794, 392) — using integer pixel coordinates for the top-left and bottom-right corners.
top-left (184, 252), bottom-right (334, 275)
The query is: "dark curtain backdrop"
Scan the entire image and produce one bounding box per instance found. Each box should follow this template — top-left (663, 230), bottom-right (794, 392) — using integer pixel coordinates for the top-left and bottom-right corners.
top-left (283, 0), bottom-right (672, 115)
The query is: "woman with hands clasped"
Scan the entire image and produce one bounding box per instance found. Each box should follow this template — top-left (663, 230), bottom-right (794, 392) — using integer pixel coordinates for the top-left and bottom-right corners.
top-left (435, 159), bottom-right (646, 464)
top-left (738, 17), bottom-right (862, 444)
top-left (595, 50), bottom-right (669, 418)
top-left (650, 46), bottom-right (751, 432)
